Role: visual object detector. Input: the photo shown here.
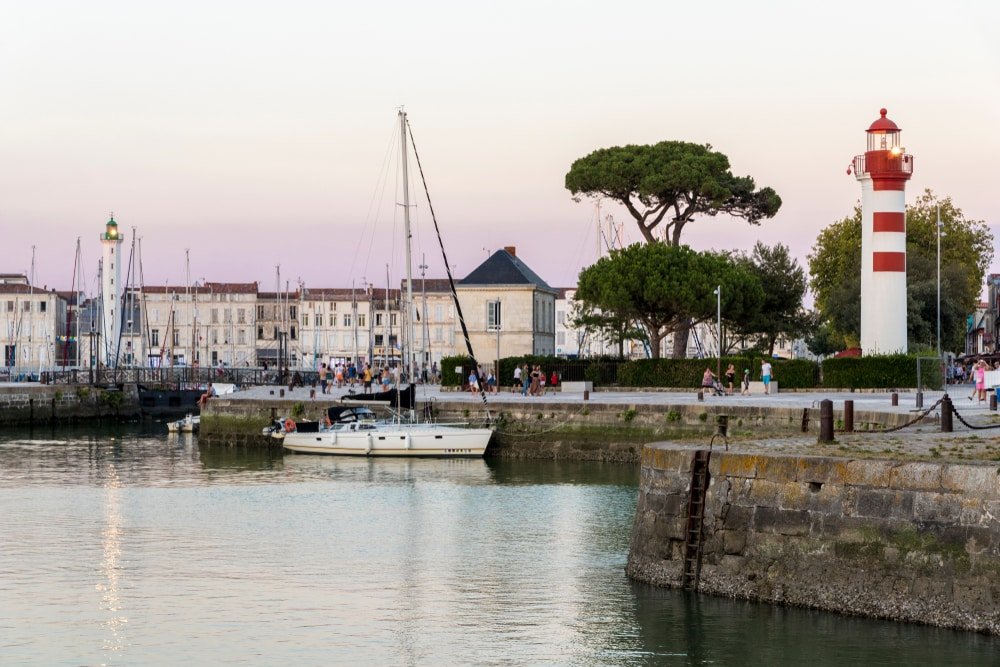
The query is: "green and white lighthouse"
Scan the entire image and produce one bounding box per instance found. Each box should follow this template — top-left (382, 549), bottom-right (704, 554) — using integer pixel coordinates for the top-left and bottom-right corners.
top-left (100, 213), bottom-right (123, 366)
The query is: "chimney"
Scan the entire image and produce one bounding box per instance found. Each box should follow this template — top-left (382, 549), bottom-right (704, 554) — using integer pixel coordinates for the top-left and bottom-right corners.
top-left (504, 246), bottom-right (516, 257)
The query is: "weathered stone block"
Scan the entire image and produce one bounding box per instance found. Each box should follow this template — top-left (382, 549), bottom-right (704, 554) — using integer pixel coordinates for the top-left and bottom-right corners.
top-left (724, 530), bottom-right (747, 554)
top-left (941, 464), bottom-right (1000, 497)
top-left (752, 507), bottom-right (811, 536)
top-left (912, 492), bottom-right (963, 524)
top-left (842, 459), bottom-right (896, 487)
top-left (856, 489), bottom-right (914, 520)
top-left (721, 504), bottom-right (753, 530)
top-left (889, 462), bottom-right (944, 491)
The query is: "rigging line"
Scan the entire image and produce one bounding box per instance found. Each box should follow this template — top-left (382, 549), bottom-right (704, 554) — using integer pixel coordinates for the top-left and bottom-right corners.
top-left (351, 118), bottom-right (400, 282)
top-left (405, 119), bottom-right (491, 421)
top-left (493, 402), bottom-right (593, 437)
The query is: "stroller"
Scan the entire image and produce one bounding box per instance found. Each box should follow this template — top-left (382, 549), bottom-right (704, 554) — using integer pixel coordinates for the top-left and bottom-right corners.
top-left (702, 375), bottom-right (726, 397)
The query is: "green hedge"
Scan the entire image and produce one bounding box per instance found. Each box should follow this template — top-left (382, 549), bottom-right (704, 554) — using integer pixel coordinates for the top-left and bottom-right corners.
top-left (821, 355), bottom-right (944, 390)
top-left (442, 353), bottom-right (938, 390)
top-left (612, 357), bottom-right (822, 388)
top-left (439, 355), bottom-right (474, 387)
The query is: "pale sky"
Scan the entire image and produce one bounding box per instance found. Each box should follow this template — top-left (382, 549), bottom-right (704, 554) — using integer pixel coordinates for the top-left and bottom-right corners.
top-left (2, 0), bottom-right (999, 296)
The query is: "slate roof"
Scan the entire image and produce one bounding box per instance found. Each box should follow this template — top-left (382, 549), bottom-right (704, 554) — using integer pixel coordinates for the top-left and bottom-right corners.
top-left (460, 250), bottom-right (552, 289)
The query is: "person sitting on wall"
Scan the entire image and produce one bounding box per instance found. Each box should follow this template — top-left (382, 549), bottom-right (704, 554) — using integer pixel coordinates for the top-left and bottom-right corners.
top-left (198, 382), bottom-right (216, 409)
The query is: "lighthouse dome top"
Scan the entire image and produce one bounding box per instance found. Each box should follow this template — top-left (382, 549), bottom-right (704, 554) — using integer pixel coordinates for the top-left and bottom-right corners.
top-left (867, 108), bottom-right (900, 133)
top-left (101, 213), bottom-right (121, 241)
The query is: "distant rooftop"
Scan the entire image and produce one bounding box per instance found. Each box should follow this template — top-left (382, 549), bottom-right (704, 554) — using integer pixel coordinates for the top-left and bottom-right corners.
top-left (460, 247), bottom-right (551, 290)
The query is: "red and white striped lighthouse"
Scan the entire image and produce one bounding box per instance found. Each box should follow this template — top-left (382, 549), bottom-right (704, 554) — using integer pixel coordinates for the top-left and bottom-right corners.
top-left (853, 108), bottom-right (913, 354)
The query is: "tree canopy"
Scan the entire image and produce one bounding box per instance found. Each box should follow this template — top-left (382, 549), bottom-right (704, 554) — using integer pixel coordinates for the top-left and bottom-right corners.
top-left (565, 141), bottom-right (782, 245)
top-left (732, 242), bottom-right (810, 355)
top-left (808, 190), bottom-right (993, 352)
top-left (575, 243), bottom-right (763, 358)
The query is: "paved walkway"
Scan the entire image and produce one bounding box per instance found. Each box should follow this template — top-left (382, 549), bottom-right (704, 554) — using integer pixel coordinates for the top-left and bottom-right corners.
top-left (224, 383), bottom-right (988, 416)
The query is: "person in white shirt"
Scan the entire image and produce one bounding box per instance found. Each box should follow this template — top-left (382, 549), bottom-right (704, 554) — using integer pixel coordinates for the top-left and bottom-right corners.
top-left (761, 360), bottom-right (773, 395)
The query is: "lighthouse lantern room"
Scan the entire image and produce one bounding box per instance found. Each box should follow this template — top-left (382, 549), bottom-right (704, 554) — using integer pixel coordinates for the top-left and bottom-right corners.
top-left (853, 108), bottom-right (913, 355)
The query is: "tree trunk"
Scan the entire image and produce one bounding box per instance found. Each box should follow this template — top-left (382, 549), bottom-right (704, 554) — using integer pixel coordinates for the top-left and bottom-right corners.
top-left (648, 328), bottom-right (662, 359)
top-left (671, 323), bottom-right (690, 359)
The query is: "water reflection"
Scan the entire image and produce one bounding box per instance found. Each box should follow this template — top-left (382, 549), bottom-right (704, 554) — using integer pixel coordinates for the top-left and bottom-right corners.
top-left (97, 462), bottom-right (126, 657)
top-left (0, 427), bottom-right (997, 665)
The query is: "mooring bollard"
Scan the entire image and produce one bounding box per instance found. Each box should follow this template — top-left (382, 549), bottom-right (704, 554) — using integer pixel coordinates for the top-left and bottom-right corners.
top-left (844, 399), bottom-right (854, 433)
top-left (941, 394), bottom-right (953, 432)
top-left (279, 388), bottom-right (285, 398)
top-left (583, 390), bottom-right (589, 401)
top-left (819, 399), bottom-right (834, 442)
top-left (991, 393), bottom-right (997, 411)
top-left (310, 389), bottom-right (316, 399)
top-left (891, 392), bottom-right (898, 406)
top-left (697, 390), bottom-right (704, 402)
top-left (915, 391), bottom-right (923, 409)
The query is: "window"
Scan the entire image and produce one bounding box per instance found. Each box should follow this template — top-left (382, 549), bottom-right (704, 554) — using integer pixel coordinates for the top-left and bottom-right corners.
top-left (224, 309), bottom-right (231, 323)
top-left (343, 334), bottom-right (351, 347)
top-left (557, 331), bottom-right (565, 346)
top-left (435, 305), bottom-right (443, 322)
top-left (374, 334), bottom-right (383, 346)
top-left (358, 314), bottom-right (366, 328)
top-left (238, 329), bottom-right (246, 345)
top-left (40, 302), bottom-right (47, 313)
top-left (212, 329), bottom-right (218, 345)
top-left (390, 314), bottom-right (397, 327)
top-left (557, 310), bottom-right (565, 325)
top-left (151, 329), bottom-right (160, 346)
top-left (152, 309), bottom-right (158, 323)
top-left (23, 302), bottom-right (30, 312)
top-left (273, 326), bottom-right (278, 339)
top-left (211, 308), bottom-right (219, 324)
top-left (434, 326), bottom-right (443, 342)
top-left (487, 301), bottom-right (501, 331)
top-left (237, 308), bottom-right (246, 323)
top-left (290, 306), bottom-right (297, 319)
top-left (375, 313), bottom-right (383, 327)
top-left (257, 305), bottom-right (265, 319)
top-left (302, 314), bottom-right (309, 326)
top-left (6, 301), bottom-right (12, 312)
top-left (257, 326), bottom-right (264, 340)
top-left (343, 314), bottom-right (352, 327)
top-left (290, 326), bottom-right (297, 340)
top-left (172, 330), bottom-right (180, 346)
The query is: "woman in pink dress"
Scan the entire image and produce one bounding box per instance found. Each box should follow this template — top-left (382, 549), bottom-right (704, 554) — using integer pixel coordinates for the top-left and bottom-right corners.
top-left (974, 360), bottom-right (988, 402)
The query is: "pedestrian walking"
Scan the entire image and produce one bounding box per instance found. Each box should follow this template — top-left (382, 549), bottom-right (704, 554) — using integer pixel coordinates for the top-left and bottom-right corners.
top-left (761, 360), bottom-right (773, 395)
top-left (724, 363), bottom-right (736, 395)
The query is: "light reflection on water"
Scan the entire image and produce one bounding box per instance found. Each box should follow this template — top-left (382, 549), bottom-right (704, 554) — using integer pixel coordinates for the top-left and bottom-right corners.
top-left (0, 425), bottom-right (997, 665)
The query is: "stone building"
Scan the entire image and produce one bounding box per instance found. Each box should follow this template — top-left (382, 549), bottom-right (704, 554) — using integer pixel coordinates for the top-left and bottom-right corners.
top-left (456, 247), bottom-right (556, 369)
top-left (0, 276), bottom-right (68, 377)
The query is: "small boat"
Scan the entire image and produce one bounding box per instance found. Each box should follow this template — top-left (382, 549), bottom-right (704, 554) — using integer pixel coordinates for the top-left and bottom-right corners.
top-left (280, 406), bottom-right (491, 457)
top-left (167, 414), bottom-right (200, 433)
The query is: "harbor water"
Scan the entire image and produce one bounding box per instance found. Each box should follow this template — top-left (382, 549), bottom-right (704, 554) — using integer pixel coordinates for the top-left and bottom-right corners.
top-left (1, 426), bottom-right (997, 665)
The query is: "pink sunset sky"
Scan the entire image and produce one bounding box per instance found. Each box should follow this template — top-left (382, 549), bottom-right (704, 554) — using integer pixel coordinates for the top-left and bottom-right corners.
top-left (2, 1), bottom-right (999, 296)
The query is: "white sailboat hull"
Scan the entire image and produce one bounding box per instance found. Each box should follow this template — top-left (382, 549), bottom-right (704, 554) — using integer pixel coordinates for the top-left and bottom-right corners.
top-left (281, 424), bottom-right (491, 457)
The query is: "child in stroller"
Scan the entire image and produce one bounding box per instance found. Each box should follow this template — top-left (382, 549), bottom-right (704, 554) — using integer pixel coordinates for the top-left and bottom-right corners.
top-left (701, 367), bottom-right (725, 396)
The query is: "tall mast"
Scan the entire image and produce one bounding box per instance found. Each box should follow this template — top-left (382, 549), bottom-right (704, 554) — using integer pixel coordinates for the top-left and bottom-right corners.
top-left (29, 246), bottom-right (35, 373)
top-left (185, 249), bottom-right (192, 366)
top-left (399, 109), bottom-right (416, 388)
top-left (384, 264), bottom-right (390, 373)
top-left (419, 254), bottom-right (429, 373)
top-left (352, 281), bottom-right (359, 369)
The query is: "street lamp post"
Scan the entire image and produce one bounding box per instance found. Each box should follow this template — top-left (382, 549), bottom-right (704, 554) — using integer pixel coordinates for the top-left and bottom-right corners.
top-left (937, 206), bottom-right (944, 388)
top-left (714, 285), bottom-right (722, 381)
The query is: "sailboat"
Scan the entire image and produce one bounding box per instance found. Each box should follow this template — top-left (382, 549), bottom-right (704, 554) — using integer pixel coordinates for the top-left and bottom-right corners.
top-left (281, 110), bottom-right (493, 457)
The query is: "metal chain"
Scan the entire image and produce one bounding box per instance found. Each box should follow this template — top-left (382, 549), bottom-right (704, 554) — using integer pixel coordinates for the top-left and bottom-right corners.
top-left (949, 402), bottom-right (1000, 430)
top-left (837, 397), bottom-right (944, 434)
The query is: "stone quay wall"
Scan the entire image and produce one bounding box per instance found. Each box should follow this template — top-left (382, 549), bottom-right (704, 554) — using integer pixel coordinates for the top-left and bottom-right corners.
top-left (627, 445), bottom-right (1000, 634)
top-left (199, 397), bottom-right (911, 460)
top-left (0, 384), bottom-right (141, 425)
